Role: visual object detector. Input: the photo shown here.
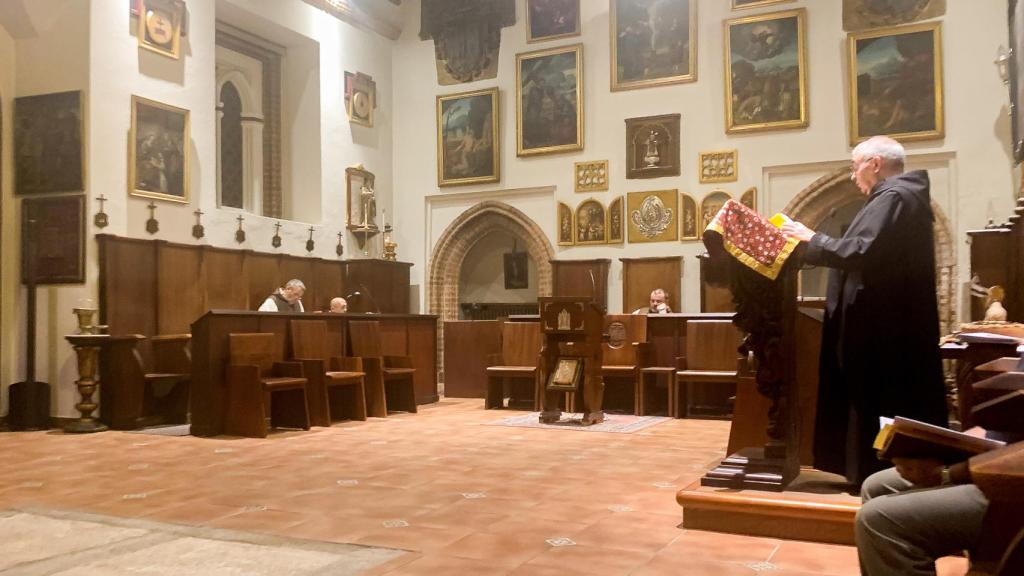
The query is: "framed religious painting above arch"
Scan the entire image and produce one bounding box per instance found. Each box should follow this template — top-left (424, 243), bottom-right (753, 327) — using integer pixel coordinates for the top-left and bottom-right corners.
top-left (680, 192), bottom-right (699, 241)
top-left (557, 201), bottom-right (574, 246)
top-left (627, 189), bottom-right (677, 243)
top-left (625, 113), bottom-right (680, 179)
top-left (608, 196), bottom-right (624, 243)
top-left (725, 9), bottom-right (808, 134)
top-left (700, 190), bottom-right (732, 233)
top-left (611, 0), bottom-right (697, 91)
top-left (527, 0), bottom-right (581, 43)
top-left (516, 43), bottom-right (583, 157)
top-left (847, 21), bottom-right (943, 146)
top-left (436, 88), bottom-right (500, 187)
top-left (575, 198), bottom-right (607, 245)
top-left (129, 95), bottom-right (189, 203)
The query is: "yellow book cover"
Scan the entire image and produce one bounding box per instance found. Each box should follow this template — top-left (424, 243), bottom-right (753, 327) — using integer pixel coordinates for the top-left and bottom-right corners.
top-left (768, 213), bottom-right (793, 229)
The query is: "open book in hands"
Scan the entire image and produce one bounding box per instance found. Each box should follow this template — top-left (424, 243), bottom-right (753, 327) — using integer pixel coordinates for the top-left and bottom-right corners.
top-left (874, 416), bottom-right (1005, 464)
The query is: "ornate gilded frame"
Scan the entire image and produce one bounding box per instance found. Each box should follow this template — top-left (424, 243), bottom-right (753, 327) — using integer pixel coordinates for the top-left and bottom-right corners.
top-left (129, 95), bottom-right (190, 204)
top-left (516, 43), bottom-right (584, 156)
top-left (680, 192), bottom-right (699, 241)
top-left (557, 201), bottom-right (574, 246)
top-left (137, 0), bottom-right (185, 59)
top-left (732, 0), bottom-right (794, 9)
top-left (610, 0), bottom-right (697, 91)
top-left (847, 21), bottom-right (944, 146)
top-left (724, 9), bottom-right (808, 134)
top-left (625, 113), bottom-right (680, 180)
top-left (700, 189), bottom-right (732, 233)
top-left (436, 87), bottom-right (500, 187)
top-left (627, 189), bottom-right (678, 243)
top-left (527, 0), bottom-right (582, 44)
top-left (345, 165), bottom-right (376, 230)
top-left (608, 196), bottom-right (624, 243)
top-left (575, 198), bottom-right (608, 245)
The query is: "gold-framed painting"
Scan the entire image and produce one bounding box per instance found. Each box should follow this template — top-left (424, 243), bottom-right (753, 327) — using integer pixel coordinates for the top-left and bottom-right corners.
top-left (14, 91), bottom-right (84, 195)
top-left (740, 186), bottom-right (757, 212)
top-left (847, 21), bottom-right (943, 146)
top-left (625, 113), bottom-right (680, 179)
top-left (516, 43), bottom-right (584, 156)
top-left (725, 9), bottom-right (808, 133)
top-left (575, 160), bottom-right (608, 192)
top-left (611, 0), bottom-right (696, 91)
top-left (527, 0), bottom-right (581, 43)
top-left (700, 190), bottom-right (732, 233)
top-left (608, 196), bottom-right (624, 243)
top-left (699, 149), bottom-right (738, 183)
top-left (137, 0), bottom-right (185, 59)
top-left (732, 0), bottom-right (794, 9)
top-left (557, 201), bottom-right (574, 246)
top-left (129, 95), bottom-right (189, 203)
top-left (575, 198), bottom-right (607, 244)
top-left (436, 88), bottom-right (500, 187)
top-left (627, 189), bottom-right (677, 243)
top-left (680, 192), bottom-right (699, 240)
top-left (843, 0), bottom-right (945, 32)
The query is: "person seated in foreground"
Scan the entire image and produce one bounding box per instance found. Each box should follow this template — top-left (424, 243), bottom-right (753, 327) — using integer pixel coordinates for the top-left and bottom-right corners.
top-left (856, 441), bottom-right (1024, 575)
top-left (329, 297), bottom-right (348, 313)
top-left (257, 279), bottom-right (306, 312)
top-left (632, 288), bottom-right (673, 314)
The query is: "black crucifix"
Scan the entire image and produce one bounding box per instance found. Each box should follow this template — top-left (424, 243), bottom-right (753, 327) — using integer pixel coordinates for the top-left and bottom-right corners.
top-left (94, 194), bottom-right (109, 228)
top-left (306, 226), bottom-right (315, 252)
top-left (192, 209), bottom-right (205, 239)
top-left (271, 222), bottom-right (282, 248)
top-left (145, 202), bottom-right (159, 234)
top-left (235, 215), bottom-right (246, 243)
top-left (336, 232), bottom-right (344, 257)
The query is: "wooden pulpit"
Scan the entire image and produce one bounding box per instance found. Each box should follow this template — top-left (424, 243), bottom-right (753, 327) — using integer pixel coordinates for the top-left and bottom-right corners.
top-left (537, 297), bottom-right (604, 425)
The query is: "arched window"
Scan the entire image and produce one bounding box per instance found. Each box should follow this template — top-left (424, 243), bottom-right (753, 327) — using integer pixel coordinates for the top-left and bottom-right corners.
top-left (219, 82), bottom-right (244, 209)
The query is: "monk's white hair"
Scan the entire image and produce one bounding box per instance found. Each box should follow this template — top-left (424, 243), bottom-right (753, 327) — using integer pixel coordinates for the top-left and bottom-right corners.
top-left (852, 136), bottom-right (905, 170)
top-left (284, 279), bottom-right (305, 290)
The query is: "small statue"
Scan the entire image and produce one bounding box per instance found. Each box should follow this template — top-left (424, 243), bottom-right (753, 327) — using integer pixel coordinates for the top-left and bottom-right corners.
top-left (642, 129), bottom-right (661, 168)
top-left (359, 183), bottom-right (377, 229)
top-left (985, 285), bottom-right (1008, 322)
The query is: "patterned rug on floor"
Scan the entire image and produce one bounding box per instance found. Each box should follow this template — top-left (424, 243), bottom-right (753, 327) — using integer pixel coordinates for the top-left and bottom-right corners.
top-left (484, 412), bottom-right (669, 433)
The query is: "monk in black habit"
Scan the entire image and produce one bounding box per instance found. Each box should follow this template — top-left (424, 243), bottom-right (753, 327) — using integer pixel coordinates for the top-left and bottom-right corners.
top-left (781, 136), bottom-right (948, 487)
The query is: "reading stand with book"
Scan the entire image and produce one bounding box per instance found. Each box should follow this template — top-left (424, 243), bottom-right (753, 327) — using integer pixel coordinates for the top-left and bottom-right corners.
top-left (536, 296), bottom-right (605, 425)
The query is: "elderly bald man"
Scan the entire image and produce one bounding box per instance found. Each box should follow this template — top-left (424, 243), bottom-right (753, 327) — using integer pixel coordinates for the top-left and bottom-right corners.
top-left (329, 297), bottom-right (348, 313)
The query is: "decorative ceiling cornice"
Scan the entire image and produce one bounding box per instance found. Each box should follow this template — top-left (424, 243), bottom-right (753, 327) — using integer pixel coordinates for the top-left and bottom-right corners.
top-left (301, 0), bottom-right (401, 41)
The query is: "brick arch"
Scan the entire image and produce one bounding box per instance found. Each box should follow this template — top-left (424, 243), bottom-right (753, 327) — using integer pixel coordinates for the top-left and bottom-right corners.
top-left (428, 201), bottom-right (555, 322)
top-left (783, 166), bottom-right (957, 334)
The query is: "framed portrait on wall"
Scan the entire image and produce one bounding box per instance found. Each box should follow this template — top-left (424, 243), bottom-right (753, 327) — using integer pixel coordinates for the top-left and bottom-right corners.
top-left (611, 0), bottom-right (697, 90)
top-left (557, 201), bottom-right (574, 246)
top-left (625, 113), bottom-right (680, 179)
top-left (725, 9), bottom-right (807, 133)
top-left (14, 91), bottom-right (84, 195)
top-left (130, 95), bottom-right (189, 203)
top-left (137, 0), bottom-right (185, 59)
top-left (680, 192), bottom-right (699, 241)
top-left (21, 195), bottom-right (86, 284)
top-left (608, 196), bottom-right (624, 243)
top-left (504, 252), bottom-right (529, 289)
top-left (843, 0), bottom-right (945, 32)
top-left (527, 0), bottom-right (581, 43)
top-left (516, 44), bottom-right (584, 156)
top-left (847, 22), bottom-right (943, 145)
top-left (627, 189), bottom-right (677, 243)
top-left (575, 198), bottom-right (607, 245)
top-left (436, 88), bottom-right (500, 187)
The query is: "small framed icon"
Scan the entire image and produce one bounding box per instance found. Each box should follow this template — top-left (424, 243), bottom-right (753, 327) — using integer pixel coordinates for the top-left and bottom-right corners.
top-left (137, 0), bottom-right (185, 59)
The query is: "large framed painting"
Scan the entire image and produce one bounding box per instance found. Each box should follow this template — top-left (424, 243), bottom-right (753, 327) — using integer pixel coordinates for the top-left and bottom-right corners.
top-left (130, 95), bottom-right (189, 203)
top-left (15, 91), bottom-right (84, 195)
top-left (627, 189), bottom-right (677, 243)
top-left (1012, 0), bottom-right (1024, 163)
top-left (847, 22), bottom-right (943, 145)
top-left (138, 0), bottom-right (185, 59)
top-left (436, 88), bottom-right (500, 187)
top-left (843, 0), bottom-right (945, 32)
top-left (725, 9), bottom-right (807, 134)
top-left (608, 196), bottom-right (624, 243)
top-left (527, 0), bottom-right (581, 43)
top-left (680, 192), bottom-right (699, 240)
top-left (557, 201), bottom-right (574, 246)
top-left (611, 0), bottom-right (696, 91)
top-left (575, 198), bottom-right (607, 245)
top-left (625, 113), bottom-right (680, 179)
top-left (733, 0), bottom-right (794, 9)
top-left (700, 190), bottom-right (732, 233)
top-left (21, 195), bottom-right (85, 284)
top-left (516, 44), bottom-right (584, 156)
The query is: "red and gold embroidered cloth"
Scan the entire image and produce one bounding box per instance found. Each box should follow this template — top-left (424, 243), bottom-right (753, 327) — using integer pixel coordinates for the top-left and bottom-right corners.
top-left (703, 199), bottom-right (799, 280)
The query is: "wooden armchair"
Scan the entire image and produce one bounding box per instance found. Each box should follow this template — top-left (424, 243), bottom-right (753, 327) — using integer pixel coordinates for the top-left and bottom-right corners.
top-left (348, 320), bottom-right (417, 416)
top-left (675, 320), bottom-right (744, 419)
top-left (485, 321), bottom-right (543, 410)
top-left (600, 315), bottom-right (651, 415)
top-left (290, 320), bottom-right (367, 426)
top-left (226, 333), bottom-right (310, 437)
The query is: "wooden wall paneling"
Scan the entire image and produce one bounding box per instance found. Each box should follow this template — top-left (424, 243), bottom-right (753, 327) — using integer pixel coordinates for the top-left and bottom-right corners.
top-left (156, 242), bottom-right (205, 335)
top-left (311, 259), bottom-right (345, 313)
top-left (442, 320), bottom-right (501, 398)
top-left (620, 256), bottom-right (682, 313)
top-left (407, 317), bottom-right (440, 403)
top-left (97, 235), bottom-right (158, 342)
top-left (345, 260), bottom-right (412, 313)
top-left (279, 256), bottom-right (316, 311)
top-left (246, 253), bottom-right (282, 311)
top-left (698, 253), bottom-right (736, 312)
top-left (190, 311), bottom-right (262, 436)
top-left (203, 247), bottom-right (248, 311)
top-left (256, 315), bottom-right (290, 361)
top-left (377, 317), bottom-right (408, 355)
top-left (550, 259), bottom-right (611, 312)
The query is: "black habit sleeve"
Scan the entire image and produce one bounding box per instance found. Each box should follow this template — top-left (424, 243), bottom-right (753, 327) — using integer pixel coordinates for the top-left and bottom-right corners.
top-left (801, 190), bottom-right (905, 271)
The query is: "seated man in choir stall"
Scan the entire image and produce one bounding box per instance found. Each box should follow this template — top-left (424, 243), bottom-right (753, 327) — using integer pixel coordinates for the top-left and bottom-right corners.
top-left (856, 441), bottom-right (1023, 576)
top-left (257, 279), bottom-right (306, 312)
top-left (329, 297), bottom-right (348, 313)
top-left (632, 288), bottom-right (673, 315)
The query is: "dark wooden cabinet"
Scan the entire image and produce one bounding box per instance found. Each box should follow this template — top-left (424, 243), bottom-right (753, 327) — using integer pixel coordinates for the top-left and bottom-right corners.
top-left (344, 259), bottom-right (412, 314)
top-left (550, 259), bottom-right (610, 312)
top-left (698, 252), bottom-right (735, 313)
top-left (443, 320), bottom-right (501, 398)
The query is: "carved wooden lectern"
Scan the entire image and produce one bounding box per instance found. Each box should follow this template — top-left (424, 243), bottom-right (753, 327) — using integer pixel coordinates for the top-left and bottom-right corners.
top-left (537, 297), bottom-right (605, 425)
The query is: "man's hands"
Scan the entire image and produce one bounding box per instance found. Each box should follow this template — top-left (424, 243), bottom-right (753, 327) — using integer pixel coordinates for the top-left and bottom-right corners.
top-left (892, 457), bottom-right (945, 487)
top-left (780, 221), bottom-right (815, 242)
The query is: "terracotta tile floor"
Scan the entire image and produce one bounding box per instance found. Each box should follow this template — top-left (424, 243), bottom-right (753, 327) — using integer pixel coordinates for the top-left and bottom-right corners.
top-left (0, 399), bottom-right (964, 575)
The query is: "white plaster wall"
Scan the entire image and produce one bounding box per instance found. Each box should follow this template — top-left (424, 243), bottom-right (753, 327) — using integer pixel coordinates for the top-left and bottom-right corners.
top-left (1, 0), bottom-right (394, 418)
top-left (393, 0), bottom-right (1015, 315)
top-left (459, 229), bottom-right (539, 304)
